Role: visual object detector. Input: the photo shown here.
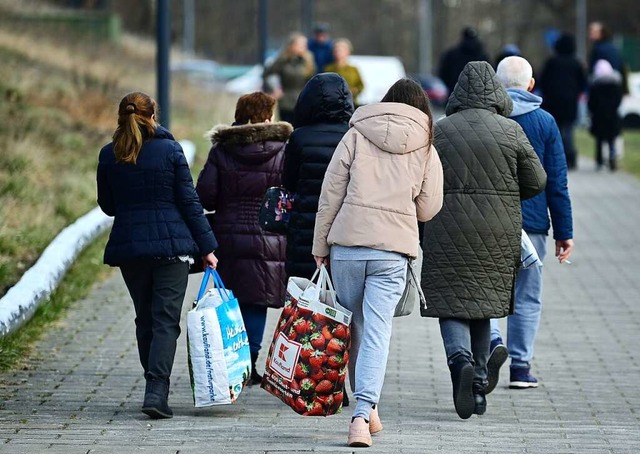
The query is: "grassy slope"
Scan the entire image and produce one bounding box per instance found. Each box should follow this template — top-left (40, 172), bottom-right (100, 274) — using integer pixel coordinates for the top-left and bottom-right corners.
top-left (0, 6), bottom-right (236, 370)
top-left (575, 127), bottom-right (640, 177)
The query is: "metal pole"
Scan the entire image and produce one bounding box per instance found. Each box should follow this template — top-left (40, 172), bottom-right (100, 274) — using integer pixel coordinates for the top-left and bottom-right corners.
top-left (576, 0), bottom-right (587, 64)
top-left (258, 0), bottom-right (268, 64)
top-left (157, 0), bottom-right (170, 129)
top-left (418, 0), bottom-right (433, 74)
top-left (301, 0), bottom-right (314, 36)
top-left (183, 0), bottom-right (195, 55)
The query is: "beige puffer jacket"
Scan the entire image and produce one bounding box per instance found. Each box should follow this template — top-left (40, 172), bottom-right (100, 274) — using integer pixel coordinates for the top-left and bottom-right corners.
top-left (312, 102), bottom-right (444, 259)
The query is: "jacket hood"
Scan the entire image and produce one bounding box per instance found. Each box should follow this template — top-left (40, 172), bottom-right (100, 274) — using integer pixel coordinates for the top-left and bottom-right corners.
top-left (293, 72), bottom-right (354, 127)
top-left (507, 88), bottom-right (541, 117)
top-left (350, 103), bottom-right (431, 155)
top-left (206, 121), bottom-right (292, 164)
top-left (445, 61), bottom-right (513, 117)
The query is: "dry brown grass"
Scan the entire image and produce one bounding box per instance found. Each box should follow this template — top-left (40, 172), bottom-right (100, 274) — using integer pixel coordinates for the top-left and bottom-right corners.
top-left (0, 9), bottom-right (236, 295)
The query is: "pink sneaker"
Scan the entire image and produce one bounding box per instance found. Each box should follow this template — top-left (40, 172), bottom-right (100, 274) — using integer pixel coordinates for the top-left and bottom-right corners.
top-left (348, 417), bottom-right (372, 447)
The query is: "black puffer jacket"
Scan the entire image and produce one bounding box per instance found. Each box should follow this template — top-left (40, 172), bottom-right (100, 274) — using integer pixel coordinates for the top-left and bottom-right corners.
top-left (421, 62), bottom-right (547, 320)
top-left (196, 122), bottom-right (292, 308)
top-left (282, 73), bottom-right (354, 279)
top-left (97, 126), bottom-right (217, 266)
top-left (540, 34), bottom-right (587, 125)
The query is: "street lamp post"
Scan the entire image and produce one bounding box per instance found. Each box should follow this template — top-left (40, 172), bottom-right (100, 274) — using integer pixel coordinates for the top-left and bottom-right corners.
top-left (157, 0), bottom-right (170, 128)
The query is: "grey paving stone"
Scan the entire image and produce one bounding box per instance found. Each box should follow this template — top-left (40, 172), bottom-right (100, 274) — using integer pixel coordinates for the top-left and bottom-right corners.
top-left (1, 162), bottom-right (640, 453)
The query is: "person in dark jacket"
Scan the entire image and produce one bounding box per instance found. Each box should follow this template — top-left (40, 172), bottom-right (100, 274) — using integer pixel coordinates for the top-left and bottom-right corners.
top-left (588, 59), bottom-right (624, 171)
top-left (282, 72), bottom-right (354, 280)
top-left (421, 61), bottom-right (547, 419)
top-left (308, 23), bottom-right (334, 74)
top-left (196, 92), bottom-right (292, 384)
top-left (588, 22), bottom-right (625, 79)
top-left (97, 92), bottom-right (218, 419)
top-left (540, 33), bottom-right (587, 170)
top-left (487, 56), bottom-right (574, 393)
top-left (438, 27), bottom-right (490, 96)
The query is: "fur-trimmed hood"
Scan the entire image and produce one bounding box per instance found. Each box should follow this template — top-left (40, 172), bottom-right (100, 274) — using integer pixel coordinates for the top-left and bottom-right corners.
top-left (205, 121), bottom-right (292, 165)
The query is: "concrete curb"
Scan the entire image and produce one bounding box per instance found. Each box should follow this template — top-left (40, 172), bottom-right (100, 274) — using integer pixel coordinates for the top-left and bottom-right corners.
top-left (0, 140), bottom-right (196, 337)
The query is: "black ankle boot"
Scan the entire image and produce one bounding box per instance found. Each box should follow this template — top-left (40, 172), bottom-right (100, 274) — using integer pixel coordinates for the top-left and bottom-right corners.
top-left (449, 358), bottom-right (475, 419)
top-left (250, 352), bottom-right (262, 385)
top-left (142, 379), bottom-right (173, 419)
top-left (473, 384), bottom-right (486, 415)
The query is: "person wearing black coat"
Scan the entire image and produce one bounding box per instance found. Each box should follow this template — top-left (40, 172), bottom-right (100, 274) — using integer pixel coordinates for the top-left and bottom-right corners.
top-left (282, 72), bottom-right (354, 280)
top-left (196, 92), bottom-right (291, 384)
top-left (588, 60), bottom-right (624, 171)
top-left (438, 27), bottom-right (490, 96)
top-left (540, 34), bottom-right (587, 170)
top-left (97, 92), bottom-right (218, 419)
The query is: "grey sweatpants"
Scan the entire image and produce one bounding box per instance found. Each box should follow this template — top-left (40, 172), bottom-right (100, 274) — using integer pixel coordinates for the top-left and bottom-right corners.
top-left (330, 246), bottom-right (407, 420)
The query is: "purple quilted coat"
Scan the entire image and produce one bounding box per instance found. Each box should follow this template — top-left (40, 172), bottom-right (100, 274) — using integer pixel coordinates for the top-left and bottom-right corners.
top-left (196, 121), bottom-right (293, 308)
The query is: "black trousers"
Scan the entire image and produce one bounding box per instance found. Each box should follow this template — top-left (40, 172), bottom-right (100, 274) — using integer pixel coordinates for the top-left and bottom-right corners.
top-left (120, 259), bottom-right (189, 382)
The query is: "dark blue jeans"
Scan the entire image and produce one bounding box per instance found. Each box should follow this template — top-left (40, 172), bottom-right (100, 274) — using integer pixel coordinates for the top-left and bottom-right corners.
top-left (240, 305), bottom-right (268, 355)
top-left (439, 318), bottom-right (491, 389)
top-left (120, 259), bottom-right (189, 382)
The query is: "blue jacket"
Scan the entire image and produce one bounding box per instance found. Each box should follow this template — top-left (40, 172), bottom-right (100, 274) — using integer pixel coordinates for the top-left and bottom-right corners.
top-left (508, 89), bottom-right (573, 240)
top-left (308, 38), bottom-right (333, 73)
top-left (97, 126), bottom-right (218, 265)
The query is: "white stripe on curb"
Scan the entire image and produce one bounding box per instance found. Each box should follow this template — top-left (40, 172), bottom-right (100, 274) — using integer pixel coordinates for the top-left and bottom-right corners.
top-left (0, 140), bottom-right (196, 337)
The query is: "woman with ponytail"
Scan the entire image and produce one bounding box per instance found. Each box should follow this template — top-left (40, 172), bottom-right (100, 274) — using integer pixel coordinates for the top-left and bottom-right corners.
top-left (97, 92), bottom-right (218, 419)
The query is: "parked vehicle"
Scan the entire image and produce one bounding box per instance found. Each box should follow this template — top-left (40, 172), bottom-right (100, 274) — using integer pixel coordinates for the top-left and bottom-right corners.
top-left (620, 72), bottom-right (640, 129)
top-left (411, 74), bottom-right (449, 107)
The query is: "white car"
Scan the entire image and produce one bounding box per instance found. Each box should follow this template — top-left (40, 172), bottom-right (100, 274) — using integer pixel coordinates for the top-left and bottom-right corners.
top-left (620, 72), bottom-right (640, 128)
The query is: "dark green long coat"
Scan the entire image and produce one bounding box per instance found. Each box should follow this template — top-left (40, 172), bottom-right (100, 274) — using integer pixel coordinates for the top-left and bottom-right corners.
top-left (420, 61), bottom-right (547, 320)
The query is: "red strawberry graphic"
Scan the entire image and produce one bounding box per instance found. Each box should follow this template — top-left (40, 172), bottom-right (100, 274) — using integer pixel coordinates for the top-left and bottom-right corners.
top-left (316, 393), bottom-right (334, 407)
top-left (282, 303), bottom-right (294, 318)
top-left (315, 379), bottom-right (334, 394)
top-left (332, 324), bottom-right (348, 339)
top-left (333, 391), bottom-right (344, 408)
top-left (304, 400), bottom-right (324, 416)
top-left (322, 325), bottom-right (333, 340)
top-left (312, 312), bottom-right (328, 326)
top-left (300, 342), bottom-right (314, 359)
top-left (300, 377), bottom-right (316, 395)
top-left (293, 318), bottom-right (309, 335)
top-left (308, 350), bottom-right (326, 369)
top-left (294, 363), bottom-right (309, 379)
top-left (287, 326), bottom-right (298, 340)
top-left (295, 396), bottom-right (308, 412)
top-left (310, 367), bottom-right (324, 381)
top-left (325, 368), bottom-right (339, 382)
top-left (343, 350), bottom-right (349, 364)
top-left (327, 338), bottom-right (345, 354)
top-left (310, 332), bottom-right (325, 349)
top-left (327, 354), bottom-right (344, 369)
top-left (290, 378), bottom-right (301, 391)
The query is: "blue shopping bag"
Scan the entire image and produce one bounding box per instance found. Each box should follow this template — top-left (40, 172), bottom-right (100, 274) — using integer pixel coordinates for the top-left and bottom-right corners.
top-left (187, 268), bottom-right (251, 406)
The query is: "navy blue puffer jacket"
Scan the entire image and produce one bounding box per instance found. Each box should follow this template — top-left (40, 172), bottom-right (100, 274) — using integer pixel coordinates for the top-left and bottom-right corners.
top-left (97, 126), bottom-right (218, 266)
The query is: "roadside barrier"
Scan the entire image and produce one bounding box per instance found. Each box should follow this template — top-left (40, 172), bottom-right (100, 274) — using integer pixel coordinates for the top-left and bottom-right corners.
top-left (0, 141), bottom-right (196, 337)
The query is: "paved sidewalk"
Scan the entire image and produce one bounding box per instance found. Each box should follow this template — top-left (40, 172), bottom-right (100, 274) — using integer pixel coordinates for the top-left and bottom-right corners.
top-left (1, 164), bottom-right (640, 453)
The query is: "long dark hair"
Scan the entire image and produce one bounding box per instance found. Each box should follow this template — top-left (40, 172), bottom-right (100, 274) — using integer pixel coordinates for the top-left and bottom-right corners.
top-left (381, 78), bottom-right (433, 148)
